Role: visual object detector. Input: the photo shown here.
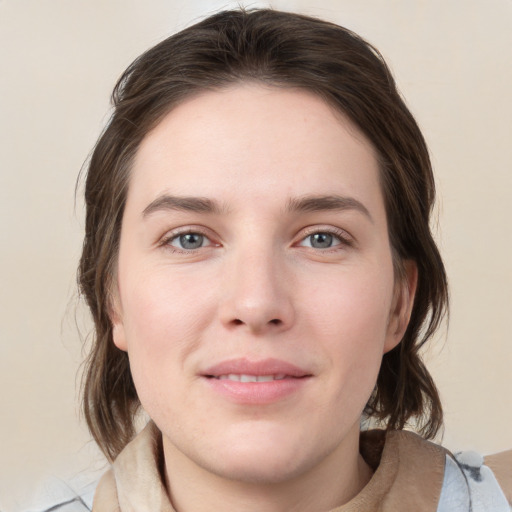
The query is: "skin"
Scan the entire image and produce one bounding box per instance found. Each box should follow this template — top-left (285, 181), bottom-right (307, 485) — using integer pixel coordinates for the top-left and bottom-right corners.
top-left (112, 84), bottom-right (417, 512)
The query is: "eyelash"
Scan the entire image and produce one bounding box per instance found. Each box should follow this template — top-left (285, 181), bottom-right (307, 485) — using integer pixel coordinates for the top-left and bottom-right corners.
top-left (159, 226), bottom-right (354, 254)
top-left (299, 226), bottom-right (354, 252)
top-left (159, 228), bottom-right (215, 254)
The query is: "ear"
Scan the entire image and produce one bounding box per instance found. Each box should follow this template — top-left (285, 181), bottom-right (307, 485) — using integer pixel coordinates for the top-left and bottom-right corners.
top-left (384, 260), bottom-right (418, 353)
top-left (109, 289), bottom-right (128, 352)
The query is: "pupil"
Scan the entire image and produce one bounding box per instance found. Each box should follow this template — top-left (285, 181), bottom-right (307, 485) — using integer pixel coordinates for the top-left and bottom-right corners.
top-left (180, 233), bottom-right (203, 249)
top-left (311, 233), bottom-right (332, 248)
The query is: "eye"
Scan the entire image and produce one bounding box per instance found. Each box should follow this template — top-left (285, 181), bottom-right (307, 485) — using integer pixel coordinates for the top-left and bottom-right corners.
top-left (298, 229), bottom-right (352, 250)
top-left (300, 232), bottom-right (339, 249)
top-left (167, 232), bottom-right (212, 251)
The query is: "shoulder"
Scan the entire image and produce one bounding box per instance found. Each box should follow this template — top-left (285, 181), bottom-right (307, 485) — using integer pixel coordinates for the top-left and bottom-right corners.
top-left (485, 449), bottom-right (512, 506)
top-left (367, 430), bottom-right (511, 511)
top-left (21, 475), bottom-right (97, 512)
top-left (437, 449), bottom-right (511, 512)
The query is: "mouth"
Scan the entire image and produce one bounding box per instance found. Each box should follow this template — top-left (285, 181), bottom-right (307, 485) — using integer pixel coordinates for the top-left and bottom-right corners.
top-left (206, 373), bottom-right (306, 382)
top-left (202, 357), bottom-right (311, 380)
top-left (201, 358), bottom-right (312, 404)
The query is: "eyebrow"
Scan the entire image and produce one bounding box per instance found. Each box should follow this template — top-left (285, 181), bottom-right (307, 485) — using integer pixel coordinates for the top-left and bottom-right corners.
top-left (142, 193), bottom-right (372, 222)
top-left (142, 195), bottom-right (227, 217)
top-left (285, 194), bottom-right (373, 222)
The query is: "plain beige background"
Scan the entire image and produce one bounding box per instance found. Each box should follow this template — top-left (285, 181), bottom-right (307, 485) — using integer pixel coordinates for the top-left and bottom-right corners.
top-left (1, 0), bottom-right (511, 508)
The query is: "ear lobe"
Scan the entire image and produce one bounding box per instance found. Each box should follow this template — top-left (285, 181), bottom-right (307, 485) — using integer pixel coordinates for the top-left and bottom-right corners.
top-left (384, 260), bottom-right (418, 353)
top-left (109, 293), bottom-right (128, 352)
top-left (112, 320), bottom-right (127, 352)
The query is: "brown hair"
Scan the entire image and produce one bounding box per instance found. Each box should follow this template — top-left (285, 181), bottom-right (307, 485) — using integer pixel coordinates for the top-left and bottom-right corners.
top-left (79, 8), bottom-right (448, 462)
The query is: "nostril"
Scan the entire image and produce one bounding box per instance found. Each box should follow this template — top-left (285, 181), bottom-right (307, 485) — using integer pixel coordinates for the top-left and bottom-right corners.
top-left (227, 317), bottom-right (287, 330)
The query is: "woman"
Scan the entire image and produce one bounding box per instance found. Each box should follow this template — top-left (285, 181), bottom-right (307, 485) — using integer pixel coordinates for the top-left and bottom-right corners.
top-left (78, 8), bottom-right (511, 511)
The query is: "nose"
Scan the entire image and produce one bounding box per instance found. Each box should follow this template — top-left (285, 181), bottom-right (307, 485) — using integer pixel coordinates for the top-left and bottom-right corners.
top-left (218, 245), bottom-right (295, 335)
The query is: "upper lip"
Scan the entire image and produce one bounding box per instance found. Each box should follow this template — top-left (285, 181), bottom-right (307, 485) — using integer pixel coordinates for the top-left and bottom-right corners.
top-left (202, 358), bottom-right (311, 378)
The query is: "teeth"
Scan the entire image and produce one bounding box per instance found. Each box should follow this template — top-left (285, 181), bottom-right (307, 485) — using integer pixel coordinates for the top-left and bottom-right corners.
top-left (217, 374), bottom-right (288, 382)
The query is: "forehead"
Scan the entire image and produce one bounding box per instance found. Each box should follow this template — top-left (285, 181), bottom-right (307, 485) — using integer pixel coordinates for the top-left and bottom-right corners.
top-left (127, 84), bottom-right (384, 217)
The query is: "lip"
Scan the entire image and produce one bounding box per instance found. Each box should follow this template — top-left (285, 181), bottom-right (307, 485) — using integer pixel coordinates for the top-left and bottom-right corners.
top-left (201, 358), bottom-right (312, 405)
top-left (203, 357), bottom-right (311, 378)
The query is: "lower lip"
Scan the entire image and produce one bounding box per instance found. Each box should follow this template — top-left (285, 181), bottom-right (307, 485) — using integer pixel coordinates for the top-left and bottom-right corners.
top-left (203, 377), bottom-right (310, 405)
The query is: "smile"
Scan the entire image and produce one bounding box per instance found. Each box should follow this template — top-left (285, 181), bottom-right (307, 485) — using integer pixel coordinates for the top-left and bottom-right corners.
top-left (202, 358), bottom-right (311, 404)
top-left (213, 374), bottom-right (289, 382)
top-left (202, 357), bottom-right (311, 378)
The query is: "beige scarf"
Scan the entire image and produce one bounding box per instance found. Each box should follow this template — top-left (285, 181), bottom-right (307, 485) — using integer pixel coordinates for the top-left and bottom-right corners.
top-left (92, 422), bottom-right (510, 511)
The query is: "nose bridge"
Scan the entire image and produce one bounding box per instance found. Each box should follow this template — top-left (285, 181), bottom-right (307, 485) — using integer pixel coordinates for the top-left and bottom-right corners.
top-left (220, 236), bottom-right (294, 333)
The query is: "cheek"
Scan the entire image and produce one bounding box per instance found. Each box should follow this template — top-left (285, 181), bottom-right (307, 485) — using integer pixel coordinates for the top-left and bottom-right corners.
top-left (117, 273), bottom-right (205, 425)
top-left (304, 262), bottom-right (394, 343)
top-left (117, 267), bottom-right (216, 390)
top-left (303, 265), bottom-right (394, 398)
top-left (121, 263), bottom-right (210, 337)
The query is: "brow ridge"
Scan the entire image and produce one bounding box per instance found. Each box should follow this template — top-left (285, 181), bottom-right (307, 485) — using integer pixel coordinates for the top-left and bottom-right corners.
top-left (285, 194), bottom-right (373, 221)
top-left (142, 195), bottom-right (225, 217)
top-left (142, 193), bottom-right (372, 221)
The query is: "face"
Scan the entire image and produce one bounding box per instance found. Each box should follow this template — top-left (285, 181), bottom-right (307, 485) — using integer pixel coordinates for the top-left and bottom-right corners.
top-left (112, 84), bottom-right (415, 484)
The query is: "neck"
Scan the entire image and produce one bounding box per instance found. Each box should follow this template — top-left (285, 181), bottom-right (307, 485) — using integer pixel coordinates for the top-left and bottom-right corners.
top-left (162, 428), bottom-right (373, 512)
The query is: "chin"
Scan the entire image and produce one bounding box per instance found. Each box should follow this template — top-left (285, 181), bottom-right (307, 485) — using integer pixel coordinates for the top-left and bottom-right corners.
top-left (198, 426), bottom-right (326, 485)
top-left (208, 449), bottom-right (313, 485)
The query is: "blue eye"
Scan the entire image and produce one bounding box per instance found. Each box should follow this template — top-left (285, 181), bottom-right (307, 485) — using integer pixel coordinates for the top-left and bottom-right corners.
top-left (169, 232), bottom-right (210, 250)
top-left (299, 231), bottom-right (344, 249)
top-left (309, 233), bottom-right (334, 248)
